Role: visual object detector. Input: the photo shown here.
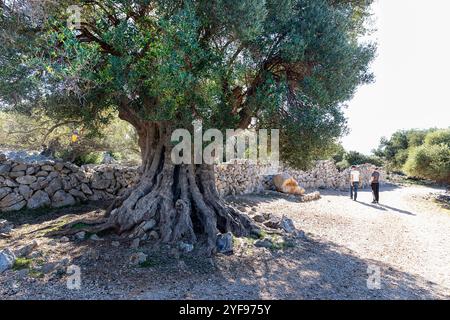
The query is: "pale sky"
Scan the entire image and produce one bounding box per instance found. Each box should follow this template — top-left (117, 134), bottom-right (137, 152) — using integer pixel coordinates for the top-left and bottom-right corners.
top-left (342, 0), bottom-right (450, 154)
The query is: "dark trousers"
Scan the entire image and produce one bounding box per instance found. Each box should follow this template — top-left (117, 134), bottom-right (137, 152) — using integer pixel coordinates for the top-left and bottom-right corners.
top-left (371, 183), bottom-right (380, 202)
top-left (350, 182), bottom-right (359, 200)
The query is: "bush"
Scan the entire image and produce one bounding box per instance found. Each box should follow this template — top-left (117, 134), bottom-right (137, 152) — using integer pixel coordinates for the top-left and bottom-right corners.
top-left (403, 130), bottom-right (450, 183)
top-left (73, 152), bottom-right (104, 166)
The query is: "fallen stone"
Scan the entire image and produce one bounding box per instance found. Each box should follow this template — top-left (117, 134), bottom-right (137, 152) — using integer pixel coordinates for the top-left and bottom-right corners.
top-left (254, 238), bottom-right (273, 249)
top-left (60, 236), bottom-right (70, 243)
top-left (0, 219), bottom-right (13, 234)
top-left (39, 262), bottom-right (59, 274)
top-left (75, 231), bottom-right (86, 240)
top-left (216, 232), bottom-right (233, 254)
top-left (148, 231), bottom-right (159, 240)
top-left (178, 241), bottom-right (194, 253)
top-left (90, 234), bottom-right (102, 241)
top-left (141, 219), bottom-right (156, 232)
top-left (130, 238), bottom-right (140, 249)
top-left (0, 248), bottom-right (16, 273)
top-left (129, 252), bottom-right (147, 265)
top-left (252, 213), bottom-right (266, 223)
top-left (281, 216), bottom-right (296, 233)
top-left (111, 241), bottom-right (120, 247)
top-left (16, 240), bottom-right (38, 257)
top-left (263, 217), bottom-right (281, 229)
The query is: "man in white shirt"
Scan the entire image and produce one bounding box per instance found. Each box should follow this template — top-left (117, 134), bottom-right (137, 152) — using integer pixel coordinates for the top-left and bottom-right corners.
top-left (349, 166), bottom-right (361, 201)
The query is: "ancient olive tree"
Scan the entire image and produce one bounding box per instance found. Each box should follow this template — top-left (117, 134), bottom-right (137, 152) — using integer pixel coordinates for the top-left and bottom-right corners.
top-left (0, 0), bottom-right (375, 253)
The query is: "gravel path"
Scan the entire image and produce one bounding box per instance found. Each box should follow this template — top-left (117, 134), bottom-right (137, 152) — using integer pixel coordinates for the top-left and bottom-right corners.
top-left (1, 184), bottom-right (449, 299)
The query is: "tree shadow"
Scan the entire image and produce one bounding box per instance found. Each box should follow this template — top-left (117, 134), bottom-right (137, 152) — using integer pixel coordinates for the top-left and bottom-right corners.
top-left (1, 201), bottom-right (109, 229)
top-left (170, 237), bottom-right (450, 300)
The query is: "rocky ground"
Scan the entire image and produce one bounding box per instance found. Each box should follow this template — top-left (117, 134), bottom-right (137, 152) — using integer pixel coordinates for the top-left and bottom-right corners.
top-left (0, 183), bottom-right (449, 300)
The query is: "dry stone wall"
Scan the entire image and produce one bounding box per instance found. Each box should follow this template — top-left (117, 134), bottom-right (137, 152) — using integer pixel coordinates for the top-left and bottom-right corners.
top-left (215, 160), bottom-right (384, 196)
top-left (1, 152), bottom-right (383, 212)
top-left (0, 154), bottom-right (139, 212)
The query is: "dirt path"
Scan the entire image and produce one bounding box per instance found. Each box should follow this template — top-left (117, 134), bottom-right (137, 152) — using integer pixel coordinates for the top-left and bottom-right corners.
top-left (1, 184), bottom-right (449, 299)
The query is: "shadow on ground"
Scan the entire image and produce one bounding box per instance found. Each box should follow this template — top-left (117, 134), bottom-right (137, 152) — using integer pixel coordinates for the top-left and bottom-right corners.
top-left (134, 235), bottom-right (448, 300)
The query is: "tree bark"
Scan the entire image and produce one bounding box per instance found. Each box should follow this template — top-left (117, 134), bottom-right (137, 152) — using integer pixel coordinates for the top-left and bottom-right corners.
top-left (106, 120), bottom-right (255, 255)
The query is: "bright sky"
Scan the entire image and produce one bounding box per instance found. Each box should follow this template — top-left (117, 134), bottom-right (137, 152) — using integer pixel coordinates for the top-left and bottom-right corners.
top-left (341, 0), bottom-right (450, 154)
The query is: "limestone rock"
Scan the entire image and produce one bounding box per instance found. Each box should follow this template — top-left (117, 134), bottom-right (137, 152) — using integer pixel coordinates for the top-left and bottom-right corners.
top-left (0, 192), bottom-right (24, 209)
top-left (129, 252), bottom-right (147, 265)
top-left (51, 190), bottom-right (76, 208)
top-left (16, 175), bottom-right (37, 185)
top-left (44, 178), bottom-right (63, 196)
top-left (18, 185), bottom-right (33, 200)
top-left (27, 190), bottom-right (51, 210)
top-left (81, 183), bottom-right (93, 195)
top-left (280, 216), bottom-right (296, 233)
top-left (0, 248), bottom-right (16, 273)
top-left (0, 187), bottom-right (11, 200)
top-left (216, 232), bottom-right (233, 254)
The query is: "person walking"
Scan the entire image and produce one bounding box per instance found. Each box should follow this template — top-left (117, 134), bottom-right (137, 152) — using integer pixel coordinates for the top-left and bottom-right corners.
top-left (349, 166), bottom-right (361, 201)
top-left (371, 167), bottom-right (381, 204)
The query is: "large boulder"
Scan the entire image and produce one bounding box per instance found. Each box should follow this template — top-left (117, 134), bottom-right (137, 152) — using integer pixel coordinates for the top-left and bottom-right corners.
top-left (51, 190), bottom-right (76, 208)
top-left (27, 190), bottom-right (51, 210)
top-left (273, 173), bottom-right (305, 195)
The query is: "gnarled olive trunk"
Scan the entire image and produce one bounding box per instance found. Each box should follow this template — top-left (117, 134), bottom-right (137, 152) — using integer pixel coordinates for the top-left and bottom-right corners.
top-left (106, 121), bottom-right (255, 254)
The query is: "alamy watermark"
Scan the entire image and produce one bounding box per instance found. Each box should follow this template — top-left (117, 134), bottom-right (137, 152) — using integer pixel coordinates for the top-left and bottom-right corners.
top-left (66, 264), bottom-right (81, 290)
top-left (171, 120), bottom-right (279, 167)
top-left (67, 5), bottom-right (81, 30)
top-left (367, 265), bottom-right (381, 290)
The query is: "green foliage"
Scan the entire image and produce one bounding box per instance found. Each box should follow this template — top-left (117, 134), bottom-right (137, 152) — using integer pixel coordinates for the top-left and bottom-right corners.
top-left (0, 110), bottom-right (140, 164)
top-left (403, 129), bottom-right (450, 183)
top-left (13, 258), bottom-right (33, 271)
top-left (374, 129), bottom-right (437, 171)
top-left (1, 0), bottom-right (376, 168)
top-left (72, 151), bottom-right (103, 166)
top-left (344, 151), bottom-right (382, 167)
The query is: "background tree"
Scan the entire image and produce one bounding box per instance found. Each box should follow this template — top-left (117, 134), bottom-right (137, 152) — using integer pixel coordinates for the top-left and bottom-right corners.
top-left (0, 0), bottom-right (375, 254)
top-left (403, 129), bottom-right (450, 183)
top-left (374, 128), bottom-right (437, 172)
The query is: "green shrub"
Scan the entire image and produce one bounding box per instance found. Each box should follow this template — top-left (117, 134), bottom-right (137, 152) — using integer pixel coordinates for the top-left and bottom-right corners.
top-left (404, 144), bottom-right (450, 183)
top-left (74, 152), bottom-right (104, 166)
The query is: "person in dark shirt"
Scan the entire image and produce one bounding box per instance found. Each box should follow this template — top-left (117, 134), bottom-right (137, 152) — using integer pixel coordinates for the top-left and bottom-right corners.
top-left (371, 167), bottom-right (381, 204)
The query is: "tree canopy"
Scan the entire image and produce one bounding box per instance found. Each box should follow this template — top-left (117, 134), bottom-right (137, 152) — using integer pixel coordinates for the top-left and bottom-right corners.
top-left (1, 0), bottom-right (376, 168)
top-left (1, 0), bottom-right (377, 251)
